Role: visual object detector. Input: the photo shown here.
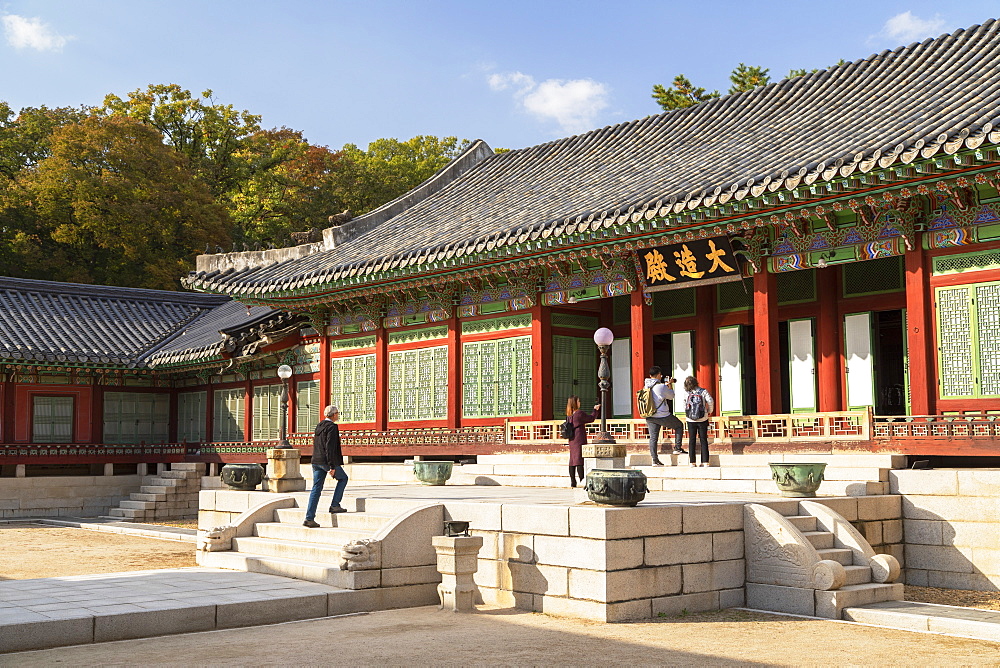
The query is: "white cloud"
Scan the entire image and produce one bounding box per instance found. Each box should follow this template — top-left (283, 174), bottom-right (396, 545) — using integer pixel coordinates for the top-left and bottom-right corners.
top-left (875, 11), bottom-right (946, 44)
top-left (2, 14), bottom-right (71, 52)
top-left (488, 70), bottom-right (611, 134)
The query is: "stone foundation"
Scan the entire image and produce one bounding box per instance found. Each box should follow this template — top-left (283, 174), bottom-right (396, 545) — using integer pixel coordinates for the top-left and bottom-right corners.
top-left (892, 469), bottom-right (1000, 591)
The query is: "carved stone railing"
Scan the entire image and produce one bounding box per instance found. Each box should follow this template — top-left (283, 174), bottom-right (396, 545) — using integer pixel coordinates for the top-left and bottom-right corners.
top-left (506, 411), bottom-right (870, 445)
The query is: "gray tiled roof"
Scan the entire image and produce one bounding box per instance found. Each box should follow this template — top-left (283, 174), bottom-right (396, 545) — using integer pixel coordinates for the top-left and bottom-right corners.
top-left (0, 277), bottom-right (278, 368)
top-left (188, 20), bottom-right (1000, 298)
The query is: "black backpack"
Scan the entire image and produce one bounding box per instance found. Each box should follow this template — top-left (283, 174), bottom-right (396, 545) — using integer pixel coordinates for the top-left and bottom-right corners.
top-left (559, 418), bottom-right (576, 440)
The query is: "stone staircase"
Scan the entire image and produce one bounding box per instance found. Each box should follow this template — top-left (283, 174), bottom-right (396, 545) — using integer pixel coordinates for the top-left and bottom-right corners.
top-left (106, 463), bottom-right (203, 522)
top-left (440, 453), bottom-right (903, 496)
top-left (197, 495), bottom-right (443, 591)
top-left (744, 501), bottom-right (902, 619)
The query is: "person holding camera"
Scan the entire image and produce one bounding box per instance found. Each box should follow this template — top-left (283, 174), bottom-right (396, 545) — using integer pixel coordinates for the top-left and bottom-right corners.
top-left (644, 366), bottom-right (686, 466)
top-left (565, 395), bottom-right (601, 487)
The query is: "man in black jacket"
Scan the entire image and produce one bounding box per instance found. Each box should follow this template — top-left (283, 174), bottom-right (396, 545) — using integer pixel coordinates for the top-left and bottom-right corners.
top-left (303, 405), bottom-right (349, 527)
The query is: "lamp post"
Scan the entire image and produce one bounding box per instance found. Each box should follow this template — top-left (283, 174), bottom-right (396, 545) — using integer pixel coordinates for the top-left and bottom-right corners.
top-left (592, 327), bottom-right (615, 445)
top-left (277, 364), bottom-right (293, 449)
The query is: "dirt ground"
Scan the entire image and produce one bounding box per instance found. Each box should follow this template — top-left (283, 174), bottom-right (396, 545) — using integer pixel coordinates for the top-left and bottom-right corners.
top-left (6, 606), bottom-right (1000, 666)
top-left (0, 524), bottom-right (196, 580)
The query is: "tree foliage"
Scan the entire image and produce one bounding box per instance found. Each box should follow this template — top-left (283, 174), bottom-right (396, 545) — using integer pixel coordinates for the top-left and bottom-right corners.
top-left (728, 63), bottom-right (771, 94)
top-left (3, 116), bottom-right (228, 289)
top-left (0, 84), bottom-right (474, 289)
top-left (651, 75), bottom-right (720, 111)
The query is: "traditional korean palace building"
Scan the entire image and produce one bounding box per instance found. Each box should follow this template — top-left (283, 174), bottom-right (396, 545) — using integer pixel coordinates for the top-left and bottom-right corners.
top-left (4, 21), bottom-right (1000, 470)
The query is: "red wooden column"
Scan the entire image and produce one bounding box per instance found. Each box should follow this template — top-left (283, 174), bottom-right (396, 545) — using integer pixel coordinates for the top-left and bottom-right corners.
top-left (695, 285), bottom-right (717, 401)
top-left (630, 289), bottom-right (652, 417)
top-left (90, 384), bottom-right (104, 444)
top-left (905, 246), bottom-right (934, 415)
top-left (446, 315), bottom-right (461, 428)
top-left (318, 333), bottom-right (331, 416)
top-left (753, 268), bottom-right (780, 414)
top-left (1, 377), bottom-right (15, 443)
top-left (816, 267), bottom-right (842, 411)
top-left (374, 326), bottom-right (389, 431)
top-left (530, 303), bottom-right (553, 420)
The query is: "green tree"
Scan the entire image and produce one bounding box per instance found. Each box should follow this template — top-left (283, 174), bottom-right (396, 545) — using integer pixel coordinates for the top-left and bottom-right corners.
top-left (100, 84), bottom-right (262, 198)
top-left (728, 63), bottom-right (771, 94)
top-left (331, 135), bottom-right (471, 215)
top-left (5, 115), bottom-right (229, 289)
top-left (651, 75), bottom-right (720, 111)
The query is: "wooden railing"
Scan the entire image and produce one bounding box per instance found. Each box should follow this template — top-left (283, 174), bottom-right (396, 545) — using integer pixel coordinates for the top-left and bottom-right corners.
top-left (506, 411), bottom-right (871, 445)
top-left (873, 413), bottom-right (1000, 440)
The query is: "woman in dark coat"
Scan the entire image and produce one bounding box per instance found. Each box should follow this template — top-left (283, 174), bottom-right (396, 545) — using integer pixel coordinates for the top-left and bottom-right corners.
top-left (566, 395), bottom-right (601, 487)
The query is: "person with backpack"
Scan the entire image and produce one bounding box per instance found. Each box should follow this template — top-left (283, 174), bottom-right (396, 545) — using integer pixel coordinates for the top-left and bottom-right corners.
top-left (683, 376), bottom-right (715, 467)
top-left (639, 366), bottom-right (686, 465)
top-left (563, 395), bottom-right (600, 487)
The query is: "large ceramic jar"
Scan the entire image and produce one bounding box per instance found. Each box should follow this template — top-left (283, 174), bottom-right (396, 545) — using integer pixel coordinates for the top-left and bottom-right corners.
top-left (769, 462), bottom-right (827, 497)
top-left (221, 463), bottom-right (265, 491)
top-left (584, 469), bottom-right (648, 506)
top-left (412, 460), bottom-right (454, 486)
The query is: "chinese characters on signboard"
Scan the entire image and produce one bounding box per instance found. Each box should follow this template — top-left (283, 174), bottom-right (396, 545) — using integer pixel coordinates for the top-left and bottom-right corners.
top-left (639, 236), bottom-right (742, 292)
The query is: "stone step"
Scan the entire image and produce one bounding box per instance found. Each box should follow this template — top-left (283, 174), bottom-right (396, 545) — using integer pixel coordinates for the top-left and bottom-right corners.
top-left (843, 565), bottom-right (873, 586)
top-left (254, 521), bottom-right (378, 545)
top-left (140, 485), bottom-right (176, 495)
top-left (170, 463), bottom-right (205, 472)
top-left (197, 550), bottom-right (360, 589)
top-left (816, 547), bottom-right (854, 566)
top-left (815, 582), bottom-right (903, 619)
top-left (119, 500), bottom-right (156, 511)
top-left (843, 600), bottom-right (1000, 642)
top-left (132, 492), bottom-right (167, 502)
top-left (803, 531), bottom-right (834, 550)
top-left (273, 508), bottom-right (393, 531)
top-left (231, 536), bottom-right (346, 563)
top-left (477, 453), bottom-right (570, 465)
top-left (157, 470), bottom-right (198, 480)
top-left (143, 477), bottom-right (183, 487)
top-left (784, 515), bottom-right (818, 532)
top-left (108, 508), bottom-right (147, 520)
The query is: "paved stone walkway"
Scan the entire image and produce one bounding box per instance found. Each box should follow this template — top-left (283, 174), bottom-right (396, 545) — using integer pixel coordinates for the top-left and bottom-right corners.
top-left (0, 568), bottom-right (347, 653)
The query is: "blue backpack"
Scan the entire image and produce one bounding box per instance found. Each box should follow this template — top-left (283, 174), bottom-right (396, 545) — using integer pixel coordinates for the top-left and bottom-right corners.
top-left (685, 389), bottom-right (706, 420)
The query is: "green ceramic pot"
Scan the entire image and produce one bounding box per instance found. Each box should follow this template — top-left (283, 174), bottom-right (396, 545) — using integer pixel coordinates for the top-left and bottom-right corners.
top-left (221, 463), bottom-right (264, 491)
top-left (769, 462), bottom-right (827, 497)
top-left (584, 469), bottom-right (648, 506)
top-left (412, 460), bottom-right (454, 486)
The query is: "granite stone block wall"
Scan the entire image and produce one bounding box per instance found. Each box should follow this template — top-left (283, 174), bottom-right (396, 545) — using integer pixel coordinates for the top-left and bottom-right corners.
top-left (0, 475), bottom-right (144, 518)
top-left (891, 469), bottom-right (1000, 591)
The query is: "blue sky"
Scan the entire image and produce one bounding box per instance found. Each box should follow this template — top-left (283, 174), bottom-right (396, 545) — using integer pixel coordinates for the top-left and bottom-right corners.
top-left (0, 1), bottom-right (996, 151)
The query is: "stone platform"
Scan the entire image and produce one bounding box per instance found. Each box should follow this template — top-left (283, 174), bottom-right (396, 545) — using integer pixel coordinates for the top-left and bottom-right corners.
top-left (0, 567), bottom-right (435, 654)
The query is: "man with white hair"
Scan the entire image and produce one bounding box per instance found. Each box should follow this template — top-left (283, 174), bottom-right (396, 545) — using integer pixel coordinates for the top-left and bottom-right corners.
top-left (303, 405), bottom-right (349, 527)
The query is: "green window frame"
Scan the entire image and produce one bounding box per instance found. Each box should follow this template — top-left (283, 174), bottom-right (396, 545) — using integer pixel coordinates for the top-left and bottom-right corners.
top-left (252, 385), bottom-right (282, 440)
top-left (331, 354), bottom-right (376, 423)
top-left (32, 395), bottom-right (74, 443)
top-left (213, 388), bottom-right (246, 442)
top-left (551, 335), bottom-right (597, 419)
top-left (389, 346), bottom-right (448, 421)
top-left (296, 380), bottom-right (320, 433)
top-left (103, 392), bottom-right (169, 444)
top-left (936, 281), bottom-right (1000, 399)
top-left (463, 336), bottom-right (532, 417)
top-left (177, 391), bottom-right (206, 443)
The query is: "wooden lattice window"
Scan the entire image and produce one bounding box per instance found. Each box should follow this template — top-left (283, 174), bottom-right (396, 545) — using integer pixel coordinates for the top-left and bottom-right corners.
top-left (936, 282), bottom-right (1000, 399)
top-left (32, 395), bottom-right (74, 443)
top-left (213, 388), bottom-right (245, 442)
top-left (296, 380), bottom-right (320, 433)
top-left (177, 391), bottom-right (206, 443)
top-left (389, 346), bottom-right (448, 421)
top-left (551, 336), bottom-right (598, 419)
top-left (331, 354), bottom-right (376, 423)
top-left (103, 392), bottom-right (169, 444)
top-left (252, 385), bottom-right (282, 440)
top-left (463, 336), bottom-right (532, 417)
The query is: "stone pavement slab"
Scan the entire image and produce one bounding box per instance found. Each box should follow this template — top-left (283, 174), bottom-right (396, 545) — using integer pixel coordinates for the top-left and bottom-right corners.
top-left (843, 600), bottom-right (1000, 642)
top-left (0, 567), bottom-right (431, 654)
